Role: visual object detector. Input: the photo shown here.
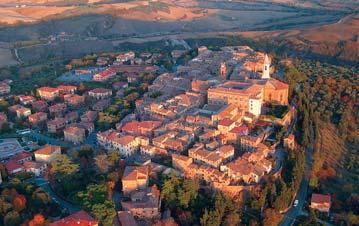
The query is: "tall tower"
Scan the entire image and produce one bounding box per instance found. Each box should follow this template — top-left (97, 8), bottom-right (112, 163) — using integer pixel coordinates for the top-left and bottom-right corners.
top-left (262, 54), bottom-right (270, 79)
top-left (219, 62), bottom-right (227, 79)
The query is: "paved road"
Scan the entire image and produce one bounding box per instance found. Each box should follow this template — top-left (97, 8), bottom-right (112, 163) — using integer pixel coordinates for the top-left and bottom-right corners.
top-left (271, 147), bottom-right (285, 174)
top-left (34, 177), bottom-right (80, 214)
top-left (280, 146), bottom-right (313, 226)
top-left (84, 131), bottom-right (97, 146)
top-left (25, 131), bottom-right (69, 147)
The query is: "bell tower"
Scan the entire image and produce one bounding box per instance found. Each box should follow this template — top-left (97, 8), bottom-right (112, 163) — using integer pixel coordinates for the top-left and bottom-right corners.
top-left (219, 62), bottom-right (227, 79)
top-left (262, 54), bottom-right (270, 79)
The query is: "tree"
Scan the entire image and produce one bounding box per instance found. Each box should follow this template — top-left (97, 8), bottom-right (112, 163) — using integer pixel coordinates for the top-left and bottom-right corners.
top-left (263, 208), bottom-right (282, 226)
top-left (3, 210), bottom-right (21, 226)
top-left (78, 82), bottom-right (87, 93)
top-left (94, 154), bottom-right (110, 174)
top-left (77, 184), bottom-right (107, 210)
top-left (12, 194), bottom-right (26, 212)
top-left (28, 214), bottom-right (45, 226)
top-left (77, 184), bottom-right (116, 226)
top-left (0, 100), bottom-right (9, 111)
top-left (107, 150), bottom-right (119, 167)
top-left (78, 145), bottom-right (94, 160)
top-left (32, 189), bottom-right (51, 208)
top-left (161, 173), bottom-right (181, 209)
top-left (0, 198), bottom-right (12, 215)
top-left (200, 209), bottom-right (221, 226)
top-left (50, 154), bottom-right (79, 180)
top-left (91, 201), bottom-right (116, 226)
top-left (178, 179), bottom-right (199, 208)
top-left (0, 123), bottom-right (11, 134)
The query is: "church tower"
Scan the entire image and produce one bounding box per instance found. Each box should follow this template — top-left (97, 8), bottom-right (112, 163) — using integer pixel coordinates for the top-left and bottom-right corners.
top-left (219, 62), bottom-right (227, 79)
top-left (262, 54), bottom-right (270, 79)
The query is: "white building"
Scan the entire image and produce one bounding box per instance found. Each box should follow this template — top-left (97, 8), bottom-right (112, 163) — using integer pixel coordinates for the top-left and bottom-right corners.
top-left (112, 135), bottom-right (139, 157)
top-left (34, 145), bottom-right (61, 163)
top-left (249, 97), bottom-right (262, 117)
top-left (24, 161), bottom-right (47, 177)
top-left (262, 54), bottom-right (270, 79)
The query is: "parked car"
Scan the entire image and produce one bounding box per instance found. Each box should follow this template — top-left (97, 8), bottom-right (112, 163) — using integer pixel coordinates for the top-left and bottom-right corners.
top-left (293, 200), bottom-right (299, 207)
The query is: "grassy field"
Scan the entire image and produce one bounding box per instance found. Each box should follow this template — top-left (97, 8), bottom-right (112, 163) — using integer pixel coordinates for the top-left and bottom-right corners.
top-left (0, 45), bottom-right (17, 67)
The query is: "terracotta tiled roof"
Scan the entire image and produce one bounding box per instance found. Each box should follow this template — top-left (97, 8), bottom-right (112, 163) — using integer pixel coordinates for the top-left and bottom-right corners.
top-left (47, 118), bottom-right (66, 126)
top-left (23, 161), bottom-right (46, 170)
top-left (287, 134), bottom-right (295, 140)
top-left (64, 126), bottom-right (85, 136)
top-left (19, 95), bottom-right (36, 102)
top-left (113, 135), bottom-right (136, 146)
top-left (5, 160), bottom-right (23, 172)
top-left (218, 118), bottom-right (234, 127)
top-left (35, 145), bottom-right (61, 156)
top-left (229, 125), bottom-right (248, 134)
top-left (121, 120), bottom-right (161, 135)
top-left (89, 88), bottom-right (112, 94)
top-left (267, 79), bottom-right (289, 90)
top-left (50, 210), bottom-right (98, 226)
top-left (11, 152), bottom-right (32, 162)
top-left (311, 193), bottom-right (331, 204)
top-left (37, 87), bottom-right (58, 93)
top-left (57, 85), bottom-right (77, 92)
top-left (122, 166), bottom-right (149, 181)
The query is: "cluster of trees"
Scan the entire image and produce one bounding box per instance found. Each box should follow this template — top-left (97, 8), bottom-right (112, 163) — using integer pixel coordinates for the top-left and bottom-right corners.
top-left (200, 192), bottom-right (241, 226)
top-left (296, 60), bottom-right (357, 143)
top-left (50, 146), bottom-right (122, 225)
top-left (283, 60), bottom-right (359, 223)
top-left (65, 54), bottom-right (99, 70)
top-left (161, 174), bottom-right (240, 226)
top-left (77, 184), bottom-right (116, 226)
top-left (97, 72), bottom-right (157, 129)
top-left (0, 181), bottom-right (61, 226)
top-left (0, 63), bottom-right (65, 95)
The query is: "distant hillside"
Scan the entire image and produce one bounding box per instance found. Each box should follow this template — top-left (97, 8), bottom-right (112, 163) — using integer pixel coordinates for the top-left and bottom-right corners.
top-left (238, 14), bottom-right (359, 63)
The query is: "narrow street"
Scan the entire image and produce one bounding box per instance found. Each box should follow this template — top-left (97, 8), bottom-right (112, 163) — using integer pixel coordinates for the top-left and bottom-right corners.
top-left (280, 124), bottom-right (314, 226)
top-left (26, 131), bottom-right (69, 147)
top-left (34, 177), bottom-right (80, 214)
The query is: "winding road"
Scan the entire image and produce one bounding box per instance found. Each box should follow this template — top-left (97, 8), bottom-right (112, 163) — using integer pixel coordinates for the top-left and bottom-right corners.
top-left (34, 177), bottom-right (80, 214)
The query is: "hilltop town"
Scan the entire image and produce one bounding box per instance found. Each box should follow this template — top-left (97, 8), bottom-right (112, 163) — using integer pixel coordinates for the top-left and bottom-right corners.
top-left (0, 45), bottom-right (341, 226)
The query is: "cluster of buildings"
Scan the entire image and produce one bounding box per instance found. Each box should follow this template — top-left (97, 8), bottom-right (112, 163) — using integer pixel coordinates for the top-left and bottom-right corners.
top-left (94, 46), bottom-right (296, 197)
top-left (0, 46), bottom-right (334, 225)
top-left (2, 83), bottom-right (110, 144)
top-left (4, 144), bottom-right (61, 177)
top-left (119, 165), bottom-right (162, 224)
top-left (92, 51), bottom-right (159, 82)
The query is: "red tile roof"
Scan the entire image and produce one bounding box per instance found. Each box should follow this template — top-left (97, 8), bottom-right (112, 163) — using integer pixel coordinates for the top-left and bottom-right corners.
top-left (311, 193), bottom-right (331, 204)
top-left (35, 145), bottom-right (61, 156)
top-left (23, 161), bottom-right (46, 170)
top-left (50, 210), bottom-right (98, 226)
top-left (5, 160), bottom-right (23, 173)
top-left (218, 118), bottom-right (234, 127)
top-left (268, 79), bottom-right (289, 90)
top-left (229, 125), bottom-right (248, 134)
top-left (11, 152), bottom-right (32, 162)
top-left (37, 87), bottom-right (59, 93)
top-left (89, 88), bottom-right (112, 94)
top-left (287, 134), bottom-right (295, 141)
top-left (64, 126), bottom-right (85, 136)
top-left (121, 120), bottom-right (161, 135)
